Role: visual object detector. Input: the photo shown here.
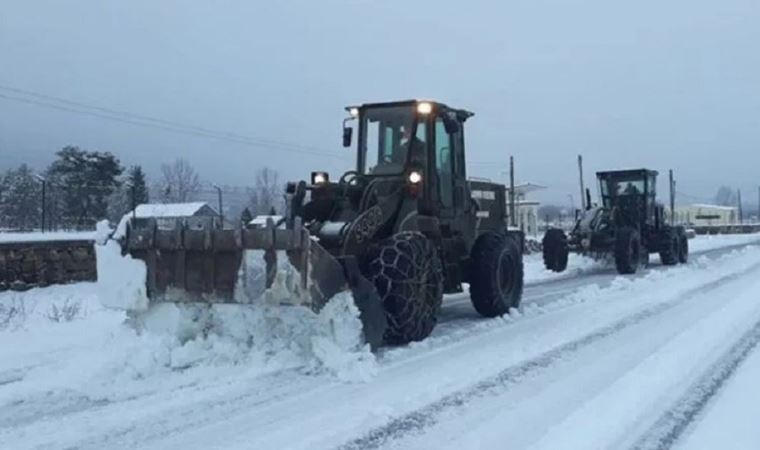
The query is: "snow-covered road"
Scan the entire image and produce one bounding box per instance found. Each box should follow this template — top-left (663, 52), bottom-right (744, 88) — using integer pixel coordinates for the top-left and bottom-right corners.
top-left (2, 235), bottom-right (760, 449)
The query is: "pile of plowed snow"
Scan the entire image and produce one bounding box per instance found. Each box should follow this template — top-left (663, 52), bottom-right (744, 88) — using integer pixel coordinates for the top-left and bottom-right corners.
top-left (90, 221), bottom-right (376, 385)
top-left (1, 288), bottom-right (375, 416)
top-left (123, 295), bottom-right (377, 382)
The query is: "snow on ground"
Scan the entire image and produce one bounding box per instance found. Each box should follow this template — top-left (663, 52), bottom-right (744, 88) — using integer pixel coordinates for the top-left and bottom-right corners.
top-left (523, 252), bottom-right (603, 284)
top-left (687, 232), bottom-right (760, 253)
top-left (0, 286), bottom-right (374, 413)
top-left (1, 235), bottom-right (760, 449)
top-left (0, 230), bottom-right (95, 243)
top-left (675, 343), bottom-right (760, 450)
top-left (522, 232), bottom-right (760, 285)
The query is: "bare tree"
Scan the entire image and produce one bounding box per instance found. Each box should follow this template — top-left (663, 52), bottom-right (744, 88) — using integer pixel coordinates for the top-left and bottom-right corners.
top-left (714, 185), bottom-right (738, 207)
top-left (247, 167), bottom-right (284, 215)
top-left (159, 158), bottom-right (201, 203)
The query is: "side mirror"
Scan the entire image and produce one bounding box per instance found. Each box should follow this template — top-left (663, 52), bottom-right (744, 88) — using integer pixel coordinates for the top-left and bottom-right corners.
top-left (342, 126), bottom-right (353, 148)
top-left (442, 113), bottom-right (460, 134)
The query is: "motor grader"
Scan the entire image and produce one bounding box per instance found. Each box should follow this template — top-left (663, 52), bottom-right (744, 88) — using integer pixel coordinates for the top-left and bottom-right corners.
top-left (118, 100), bottom-right (524, 349)
top-left (542, 169), bottom-right (689, 275)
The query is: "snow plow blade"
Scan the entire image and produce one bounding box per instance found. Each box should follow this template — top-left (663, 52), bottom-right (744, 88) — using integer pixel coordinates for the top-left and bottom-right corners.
top-left (120, 216), bottom-right (387, 349)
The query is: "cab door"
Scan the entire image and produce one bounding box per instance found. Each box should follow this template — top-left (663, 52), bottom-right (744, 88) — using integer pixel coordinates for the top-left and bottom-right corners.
top-left (434, 117), bottom-right (456, 215)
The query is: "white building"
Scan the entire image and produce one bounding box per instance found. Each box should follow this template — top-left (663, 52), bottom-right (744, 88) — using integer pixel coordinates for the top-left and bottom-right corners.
top-left (671, 204), bottom-right (738, 226)
top-left (506, 183), bottom-right (546, 237)
top-left (128, 202), bottom-right (220, 228)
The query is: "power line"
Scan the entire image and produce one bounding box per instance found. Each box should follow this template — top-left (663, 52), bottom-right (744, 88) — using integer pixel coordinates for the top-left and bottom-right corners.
top-left (676, 190), bottom-right (713, 204)
top-left (0, 85), bottom-right (340, 154)
top-left (0, 85), bottom-right (346, 159)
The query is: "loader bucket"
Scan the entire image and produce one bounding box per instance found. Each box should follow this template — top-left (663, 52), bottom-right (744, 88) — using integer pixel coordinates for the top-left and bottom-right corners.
top-left (121, 216), bottom-right (387, 349)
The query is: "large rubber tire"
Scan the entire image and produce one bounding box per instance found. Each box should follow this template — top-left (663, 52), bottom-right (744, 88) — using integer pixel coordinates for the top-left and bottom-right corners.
top-left (659, 229), bottom-right (679, 266)
top-left (542, 229), bottom-right (569, 273)
top-left (676, 227), bottom-right (689, 264)
top-left (365, 232), bottom-right (443, 345)
top-left (469, 232), bottom-right (524, 317)
top-left (614, 227), bottom-right (641, 275)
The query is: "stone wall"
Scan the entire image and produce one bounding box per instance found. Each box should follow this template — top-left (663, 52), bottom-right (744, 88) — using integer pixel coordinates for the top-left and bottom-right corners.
top-left (0, 240), bottom-right (96, 291)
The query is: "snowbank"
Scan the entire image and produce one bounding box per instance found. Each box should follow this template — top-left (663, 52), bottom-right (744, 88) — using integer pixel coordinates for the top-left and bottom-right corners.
top-left (89, 220), bottom-right (375, 384)
top-left (95, 237), bottom-right (149, 312)
top-left (0, 286), bottom-right (376, 427)
top-left (126, 292), bottom-right (376, 382)
top-left (688, 233), bottom-right (760, 253)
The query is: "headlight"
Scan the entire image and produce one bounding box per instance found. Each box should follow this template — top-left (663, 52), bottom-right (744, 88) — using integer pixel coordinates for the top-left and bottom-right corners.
top-left (408, 170), bottom-right (422, 184)
top-left (311, 171), bottom-right (329, 185)
top-left (416, 102), bottom-right (432, 114)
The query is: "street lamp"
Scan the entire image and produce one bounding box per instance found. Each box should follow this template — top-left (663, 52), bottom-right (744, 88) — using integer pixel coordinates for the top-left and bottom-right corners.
top-left (212, 184), bottom-right (224, 228)
top-left (125, 181), bottom-right (137, 221)
top-left (34, 174), bottom-right (46, 233)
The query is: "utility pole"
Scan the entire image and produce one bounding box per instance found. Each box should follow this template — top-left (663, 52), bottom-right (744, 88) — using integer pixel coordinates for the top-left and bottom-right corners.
top-left (213, 184), bottom-right (224, 228)
top-left (128, 182), bottom-right (137, 221)
top-left (737, 189), bottom-right (743, 224)
top-left (578, 155), bottom-right (586, 210)
top-left (509, 156), bottom-right (517, 228)
top-left (669, 170), bottom-right (675, 226)
top-left (35, 174), bottom-right (46, 233)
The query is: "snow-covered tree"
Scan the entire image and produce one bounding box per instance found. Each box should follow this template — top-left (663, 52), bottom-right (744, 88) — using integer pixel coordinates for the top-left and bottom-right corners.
top-left (714, 186), bottom-right (738, 206)
top-left (107, 165), bottom-right (151, 223)
top-left (159, 158), bottom-right (201, 203)
top-left (47, 146), bottom-right (124, 229)
top-left (127, 165), bottom-right (149, 205)
top-left (247, 167), bottom-right (284, 215)
top-left (0, 164), bottom-right (42, 231)
top-left (240, 207), bottom-right (253, 226)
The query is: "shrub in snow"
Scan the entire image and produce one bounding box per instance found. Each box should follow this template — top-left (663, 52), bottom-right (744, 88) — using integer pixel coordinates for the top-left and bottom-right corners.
top-left (46, 298), bottom-right (83, 323)
top-left (0, 297), bottom-right (27, 329)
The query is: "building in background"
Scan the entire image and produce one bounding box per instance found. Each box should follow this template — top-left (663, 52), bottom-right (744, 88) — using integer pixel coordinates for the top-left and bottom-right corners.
top-left (506, 183), bottom-right (546, 237)
top-left (671, 204), bottom-right (738, 226)
top-left (130, 202), bottom-right (220, 228)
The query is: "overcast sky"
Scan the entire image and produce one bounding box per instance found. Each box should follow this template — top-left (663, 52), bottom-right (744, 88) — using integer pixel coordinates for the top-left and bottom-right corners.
top-left (1, 0), bottom-right (758, 205)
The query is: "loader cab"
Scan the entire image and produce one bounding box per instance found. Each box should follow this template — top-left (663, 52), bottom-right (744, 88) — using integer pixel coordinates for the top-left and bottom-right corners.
top-left (597, 169), bottom-right (658, 229)
top-left (345, 100), bottom-right (474, 214)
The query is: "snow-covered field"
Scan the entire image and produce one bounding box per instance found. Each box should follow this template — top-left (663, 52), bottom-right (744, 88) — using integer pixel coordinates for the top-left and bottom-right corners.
top-left (2, 233), bottom-right (760, 449)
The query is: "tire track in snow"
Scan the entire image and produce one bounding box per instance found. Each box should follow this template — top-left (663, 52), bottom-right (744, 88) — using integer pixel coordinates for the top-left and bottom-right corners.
top-left (3, 243), bottom-right (757, 448)
top-left (631, 316), bottom-right (760, 450)
top-left (337, 260), bottom-right (760, 450)
top-left (420, 243), bottom-right (760, 365)
top-left (0, 391), bottom-right (110, 430)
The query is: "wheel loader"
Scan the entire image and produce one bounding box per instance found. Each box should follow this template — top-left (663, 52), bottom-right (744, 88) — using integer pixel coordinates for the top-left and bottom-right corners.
top-left (542, 169), bottom-right (689, 275)
top-left (115, 100), bottom-right (524, 349)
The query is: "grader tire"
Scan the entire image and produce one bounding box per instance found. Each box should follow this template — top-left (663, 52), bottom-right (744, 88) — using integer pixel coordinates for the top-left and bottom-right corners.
top-left (676, 227), bottom-right (689, 264)
top-left (469, 232), bottom-right (524, 317)
top-left (542, 228), bottom-right (569, 273)
top-left (659, 229), bottom-right (679, 266)
top-left (615, 227), bottom-right (641, 275)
